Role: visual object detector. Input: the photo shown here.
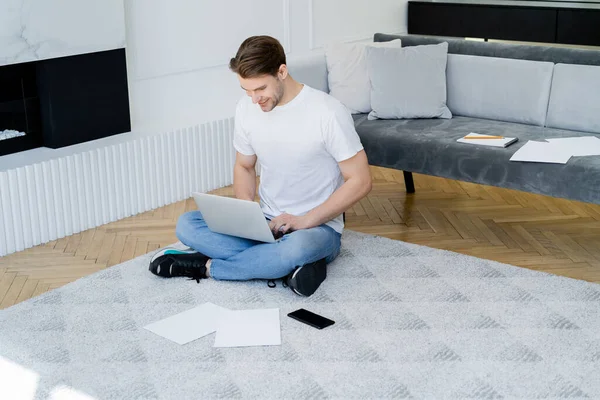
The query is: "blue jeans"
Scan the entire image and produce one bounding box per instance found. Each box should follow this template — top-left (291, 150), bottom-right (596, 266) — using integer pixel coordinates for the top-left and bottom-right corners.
top-left (175, 211), bottom-right (342, 281)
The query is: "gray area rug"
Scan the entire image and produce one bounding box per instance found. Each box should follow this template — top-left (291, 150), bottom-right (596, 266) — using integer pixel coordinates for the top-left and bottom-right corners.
top-left (1, 230), bottom-right (600, 399)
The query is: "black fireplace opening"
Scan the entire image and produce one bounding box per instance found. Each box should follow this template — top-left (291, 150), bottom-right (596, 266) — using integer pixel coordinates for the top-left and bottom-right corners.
top-left (0, 48), bottom-right (131, 158)
top-left (0, 61), bottom-right (43, 156)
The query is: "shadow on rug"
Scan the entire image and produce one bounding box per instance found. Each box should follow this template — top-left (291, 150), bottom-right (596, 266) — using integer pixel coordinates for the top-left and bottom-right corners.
top-left (1, 230), bottom-right (600, 399)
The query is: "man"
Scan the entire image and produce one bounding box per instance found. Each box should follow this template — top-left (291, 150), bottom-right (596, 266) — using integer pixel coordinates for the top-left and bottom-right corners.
top-left (148, 35), bottom-right (372, 296)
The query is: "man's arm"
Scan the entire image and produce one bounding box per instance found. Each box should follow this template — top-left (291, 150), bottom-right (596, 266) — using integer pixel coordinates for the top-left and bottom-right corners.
top-left (269, 150), bottom-right (372, 234)
top-left (233, 151), bottom-right (257, 201)
top-left (304, 149), bottom-right (372, 227)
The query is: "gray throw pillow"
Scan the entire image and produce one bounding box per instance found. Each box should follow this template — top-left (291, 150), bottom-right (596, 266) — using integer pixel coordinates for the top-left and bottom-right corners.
top-left (366, 42), bottom-right (452, 120)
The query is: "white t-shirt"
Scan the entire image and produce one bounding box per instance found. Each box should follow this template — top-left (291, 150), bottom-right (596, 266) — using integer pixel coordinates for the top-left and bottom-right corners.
top-left (233, 84), bottom-right (364, 234)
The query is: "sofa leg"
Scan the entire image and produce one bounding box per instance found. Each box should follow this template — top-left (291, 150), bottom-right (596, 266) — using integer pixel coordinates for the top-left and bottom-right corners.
top-left (403, 171), bottom-right (415, 194)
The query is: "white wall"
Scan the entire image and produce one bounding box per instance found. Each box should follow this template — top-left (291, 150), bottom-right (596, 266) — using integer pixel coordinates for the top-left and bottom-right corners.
top-left (124, 0), bottom-right (407, 135)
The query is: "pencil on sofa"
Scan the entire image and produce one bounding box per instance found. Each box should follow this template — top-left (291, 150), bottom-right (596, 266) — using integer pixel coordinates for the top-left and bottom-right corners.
top-left (464, 136), bottom-right (504, 139)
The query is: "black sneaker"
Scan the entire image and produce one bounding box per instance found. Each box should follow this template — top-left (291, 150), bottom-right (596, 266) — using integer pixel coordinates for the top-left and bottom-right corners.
top-left (149, 247), bottom-right (209, 283)
top-left (286, 258), bottom-right (327, 296)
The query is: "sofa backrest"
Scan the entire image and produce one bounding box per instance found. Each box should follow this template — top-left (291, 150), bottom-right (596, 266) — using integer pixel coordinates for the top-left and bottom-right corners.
top-left (446, 54), bottom-right (554, 126)
top-left (374, 33), bottom-right (600, 66)
top-left (287, 51), bottom-right (329, 93)
top-left (376, 33), bottom-right (600, 131)
top-left (546, 63), bottom-right (600, 134)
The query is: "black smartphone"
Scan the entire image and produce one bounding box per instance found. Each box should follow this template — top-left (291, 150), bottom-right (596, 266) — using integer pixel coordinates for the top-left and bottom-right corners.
top-left (288, 308), bottom-right (335, 330)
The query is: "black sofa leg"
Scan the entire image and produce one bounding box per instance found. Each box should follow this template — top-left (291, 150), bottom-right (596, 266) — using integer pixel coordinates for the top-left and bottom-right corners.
top-left (403, 171), bottom-right (415, 194)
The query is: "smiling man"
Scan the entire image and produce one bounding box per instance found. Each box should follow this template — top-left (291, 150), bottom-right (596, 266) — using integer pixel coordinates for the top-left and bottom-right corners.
top-left (148, 35), bottom-right (372, 296)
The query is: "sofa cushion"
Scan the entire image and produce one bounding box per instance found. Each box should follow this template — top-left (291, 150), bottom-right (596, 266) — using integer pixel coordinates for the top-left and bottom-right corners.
top-left (446, 54), bottom-right (554, 127)
top-left (366, 42), bottom-right (452, 121)
top-left (353, 114), bottom-right (600, 204)
top-left (546, 63), bottom-right (600, 134)
top-left (324, 39), bottom-right (402, 114)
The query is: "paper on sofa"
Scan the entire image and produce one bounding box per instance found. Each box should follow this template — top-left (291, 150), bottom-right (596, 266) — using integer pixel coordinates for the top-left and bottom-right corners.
top-left (510, 141), bottom-right (572, 164)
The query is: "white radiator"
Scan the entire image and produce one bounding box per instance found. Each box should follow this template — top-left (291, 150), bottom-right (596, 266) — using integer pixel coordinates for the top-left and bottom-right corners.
top-left (0, 118), bottom-right (236, 257)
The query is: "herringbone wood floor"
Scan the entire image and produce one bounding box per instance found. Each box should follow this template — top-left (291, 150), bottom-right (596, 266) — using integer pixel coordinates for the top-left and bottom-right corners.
top-left (2, 166), bottom-right (600, 310)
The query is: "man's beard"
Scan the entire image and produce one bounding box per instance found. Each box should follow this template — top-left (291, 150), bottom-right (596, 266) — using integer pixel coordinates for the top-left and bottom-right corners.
top-left (261, 81), bottom-right (285, 112)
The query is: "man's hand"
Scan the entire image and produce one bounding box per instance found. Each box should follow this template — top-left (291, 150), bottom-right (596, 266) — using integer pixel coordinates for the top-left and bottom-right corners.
top-left (268, 213), bottom-right (311, 237)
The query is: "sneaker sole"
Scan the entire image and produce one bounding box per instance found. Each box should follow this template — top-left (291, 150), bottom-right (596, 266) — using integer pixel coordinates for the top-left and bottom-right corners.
top-left (150, 247), bottom-right (196, 263)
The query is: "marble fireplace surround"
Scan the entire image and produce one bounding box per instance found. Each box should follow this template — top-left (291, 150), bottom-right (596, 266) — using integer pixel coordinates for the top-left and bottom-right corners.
top-left (0, 0), bottom-right (126, 68)
top-left (0, 0), bottom-right (130, 157)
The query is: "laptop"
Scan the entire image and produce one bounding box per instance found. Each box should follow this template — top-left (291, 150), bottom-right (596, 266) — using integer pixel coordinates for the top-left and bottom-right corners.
top-left (192, 192), bottom-right (276, 243)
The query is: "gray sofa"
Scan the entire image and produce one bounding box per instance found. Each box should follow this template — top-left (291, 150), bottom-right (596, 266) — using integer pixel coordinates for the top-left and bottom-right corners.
top-left (288, 34), bottom-right (600, 205)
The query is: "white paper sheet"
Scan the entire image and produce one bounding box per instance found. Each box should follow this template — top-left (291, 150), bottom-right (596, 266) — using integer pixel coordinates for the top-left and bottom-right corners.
top-left (544, 136), bottom-right (600, 157)
top-left (509, 140), bottom-right (572, 164)
top-left (144, 302), bottom-right (230, 345)
top-left (214, 308), bottom-right (281, 348)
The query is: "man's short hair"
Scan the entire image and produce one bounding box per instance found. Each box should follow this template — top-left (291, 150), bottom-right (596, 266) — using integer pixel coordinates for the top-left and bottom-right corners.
top-left (229, 36), bottom-right (286, 79)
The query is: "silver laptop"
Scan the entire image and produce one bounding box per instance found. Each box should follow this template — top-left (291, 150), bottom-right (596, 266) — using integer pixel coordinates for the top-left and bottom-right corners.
top-left (192, 192), bottom-right (276, 243)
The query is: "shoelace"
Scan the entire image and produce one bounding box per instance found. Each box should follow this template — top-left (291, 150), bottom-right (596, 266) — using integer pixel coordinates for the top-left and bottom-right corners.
top-left (171, 259), bottom-right (207, 284)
